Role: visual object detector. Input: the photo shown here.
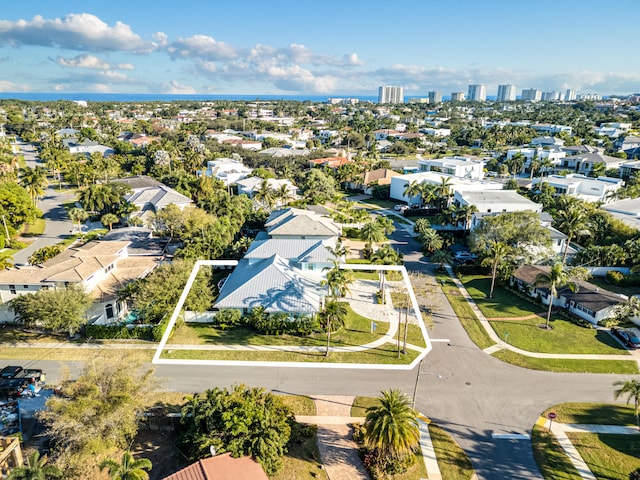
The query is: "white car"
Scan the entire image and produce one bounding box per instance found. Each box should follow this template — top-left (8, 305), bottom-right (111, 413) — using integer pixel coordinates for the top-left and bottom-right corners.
top-left (394, 205), bottom-right (409, 211)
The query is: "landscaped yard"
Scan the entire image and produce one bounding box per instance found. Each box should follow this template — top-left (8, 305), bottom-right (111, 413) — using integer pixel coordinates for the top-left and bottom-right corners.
top-left (492, 350), bottom-right (638, 374)
top-left (533, 403), bottom-right (640, 480)
top-left (588, 275), bottom-right (640, 297)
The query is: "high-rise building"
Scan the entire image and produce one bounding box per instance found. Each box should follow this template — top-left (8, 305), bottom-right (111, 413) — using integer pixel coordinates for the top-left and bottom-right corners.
top-left (450, 92), bottom-right (465, 102)
top-left (467, 84), bottom-right (487, 101)
top-left (565, 89), bottom-right (576, 101)
top-left (428, 91), bottom-right (442, 104)
top-left (542, 91), bottom-right (561, 101)
top-left (378, 85), bottom-right (404, 104)
top-left (521, 88), bottom-right (542, 101)
top-left (496, 84), bottom-right (517, 102)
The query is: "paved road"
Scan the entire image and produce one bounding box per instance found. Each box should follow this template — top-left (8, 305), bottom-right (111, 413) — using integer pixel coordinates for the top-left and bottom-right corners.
top-left (13, 142), bottom-right (74, 265)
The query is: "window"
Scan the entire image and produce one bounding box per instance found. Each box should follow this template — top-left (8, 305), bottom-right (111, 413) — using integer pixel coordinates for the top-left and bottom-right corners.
top-left (106, 304), bottom-right (114, 319)
top-left (23, 285), bottom-right (28, 290)
top-left (9, 285), bottom-right (16, 294)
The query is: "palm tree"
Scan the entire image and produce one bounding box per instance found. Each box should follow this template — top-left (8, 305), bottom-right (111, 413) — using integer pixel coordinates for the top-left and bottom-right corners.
top-left (101, 213), bottom-right (119, 231)
top-left (420, 183), bottom-right (439, 209)
top-left (481, 241), bottom-right (512, 299)
top-left (556, 203), bottom-right (590, 264)
top-left (320, 300), bottom-right (348, 357)
top-left (19, 167), bottom-right (48, 204)
top-left (402, 180), bottom-right (423, 207)
top-left (534, 263), bottom-right (589, 330)
top-left (99, 451), bottom-right (153, 480)
top-left (67, 207), bottom-right (88, 232)
top-left (371, 244), bottom-right (403, 303)
top-left (430, 249), bottom-right (452, 272)
top-left (417, 228), bottom-right (443, 254)
top-left (275, 183), bottom-right (294, 206)
top-left (8, 451), bottom-right (62, 479)
top-left (458, 204), bottom-right (478, 230)
top-left (253, 179), bottom-right (277, 210)
top-left (612, 379), bottom-right (640, 429)
top-left (436, 177), bottom-right (453, 211)
top-left (0, 255), bottom-right (14, 270)
top-left (364, 389), bottom-right (420, 461)
top-left (322, 260), bottom-right (355, 301)
top-left (529, 155), bottom-right (541, 180)
top-left (360, 220), bottom-right (386, 256)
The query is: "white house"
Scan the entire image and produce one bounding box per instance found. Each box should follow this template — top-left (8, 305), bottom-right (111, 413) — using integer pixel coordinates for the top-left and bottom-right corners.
top-left (0, 240), bottom-right (160, 325)
top-left (236, 176), bottom-right (297, 204)
top-left (531, 174), bottom-right (623, 203)
top-left (454, 191), bottom-right (542, 229)
top-left (198, 158), bottom-right (252, 185)
top-left (557, 152), bottom-right (627, 175)
top-left (506, 147), bottom-right (566, 173)
top-left (418, 156), bottom-right (485, 180)
top-left (265, 208), bottom-right (341, 240)
top-left (389, 172), bottom-right (503, 204)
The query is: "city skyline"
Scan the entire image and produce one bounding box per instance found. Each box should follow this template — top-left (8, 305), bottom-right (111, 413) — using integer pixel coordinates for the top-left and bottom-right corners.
top-left (0, 0), bottom-right (639, 96)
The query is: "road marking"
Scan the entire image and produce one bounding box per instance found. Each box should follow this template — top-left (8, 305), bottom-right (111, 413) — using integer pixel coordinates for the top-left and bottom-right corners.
top-left (491, 433), bottom-right (530, 440)
top-left (430, 339), bottom-right (451, 343)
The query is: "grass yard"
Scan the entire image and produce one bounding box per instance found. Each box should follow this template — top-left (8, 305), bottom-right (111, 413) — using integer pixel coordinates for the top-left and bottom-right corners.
top-left (491, 349), bottom-right (638, 374)
top-left (0, 346), bottom-right (154, 363)
top-left (566, 432), bottom-right (640, 480)
top-left (489, 317), bottom-right (628, 355)
top-left (463, 276), bottom-right (543, 319)
top-left (351, 396), bottom-right (378, 417)
top-left (429, 423), bottom-right (475, 480)
top-left (437, 274), bottom-right (495, 350)
top-left (540, 403), bottom-right (638, 426)
top-left (21, 218), bottom-right (46, 236)
top-left (161, 343), bottom-right (418, 364)
top-left (271, 423), bottom-right (328, 480)
top-left (588, 276), bottom-right (640, 297)
top-left (531, 424), bottom-right (582, 480)
top-left (279, 395), bottom-right (317, 416)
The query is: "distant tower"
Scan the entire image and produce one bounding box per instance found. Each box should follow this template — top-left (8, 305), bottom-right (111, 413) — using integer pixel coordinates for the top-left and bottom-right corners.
top-left (467, 84), bottom-right (487, 101)
top-left (450, 92), bottom-right (465, 102)
top-left (428, 91), bottom-right (442, 104)
top-left (521, 88), bottom-right (542, 101)
top-left (496, 84), bottom-right (517, 102)
top-left (565, 88), bottom-right (576, 101)
top-left (378, 85), bottom-right (404, 104)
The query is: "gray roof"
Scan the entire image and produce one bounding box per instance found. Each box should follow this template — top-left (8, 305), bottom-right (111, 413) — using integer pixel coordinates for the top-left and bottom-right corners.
top-left (266, 208), bottom-right (341, 237)
top-left (245, 238), bottom-right (338, 264)
top-left (112, 175), bottom-right (162, 189)
top-left (101, 227), bottom-right (169, 256)
top-left (214, 255), bottom-right (324, 313)
top-left (126, 185), bottom-right (193, 211)
top-left (560, 282), bottom-right (625, 312)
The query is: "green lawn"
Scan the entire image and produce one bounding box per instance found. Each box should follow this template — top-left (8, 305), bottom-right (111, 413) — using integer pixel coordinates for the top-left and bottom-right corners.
top-left (21, 218), bottom-right (46, 236)
top-left (566, 433), bottom-right (640, 480)
top-left (463, 276), bottom-right (543, 318)
top-left (492, 350), bottom-right (638, 374)
top-left (437, 274), bottom-right (495, 350)
top-left (271, 423), bottom-right (328, 480)
top-left (540, 403), bottom-right (638, 426)
top-left (161, 343), bottom-right (418, 364)
top-left (278, 395), bottom-right (316, 416)
top-left (532, 424), bottom-right (582, 480)
top-left (489, 317), bottom-right (628, 355)
top-left (351, 396), bottom-right (378, 417)
top-left (588, 276), bottom-right (640, 297)
top-left (429, 423), bottom-right (475, 480)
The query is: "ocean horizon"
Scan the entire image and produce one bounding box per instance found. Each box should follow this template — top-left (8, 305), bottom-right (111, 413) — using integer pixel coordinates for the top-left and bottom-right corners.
top-left (0, 92), bottom-right (387, 103)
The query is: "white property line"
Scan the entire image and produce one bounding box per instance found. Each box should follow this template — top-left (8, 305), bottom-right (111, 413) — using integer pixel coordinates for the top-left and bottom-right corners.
top-left (152, 261), bottom-right (432, 369)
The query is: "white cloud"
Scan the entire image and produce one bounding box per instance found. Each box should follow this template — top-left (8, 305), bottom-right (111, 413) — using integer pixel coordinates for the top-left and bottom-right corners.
top-left (0, 80), bottom-right (30, 92)
top-left (167, 34), bottom-right (236, 60)
top-left (56, 54), bottom-right (135, 71)
top-left (164, 80), bottom-right (197, 94)
top-left (0, 13), bottom-right (158, 53)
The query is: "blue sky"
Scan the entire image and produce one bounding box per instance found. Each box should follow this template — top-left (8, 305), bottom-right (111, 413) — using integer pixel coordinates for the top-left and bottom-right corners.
top-left (0, 0), bottom-right (638, 96)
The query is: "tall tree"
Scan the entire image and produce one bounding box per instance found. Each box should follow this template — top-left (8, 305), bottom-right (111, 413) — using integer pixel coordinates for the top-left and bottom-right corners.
top-left (320, 300), bottom-right (348, 357)
top-left (430, 249), bottom-right (452, 272)
top-left (99, 452), bottom-right (152, 480)
top-left (481, 241), bottom-right (512, 299)
top-left (534, 263), bottom-right (589, 330)
top-left (556, 202), bottom-right (590, 264)
top-left (364, 389), bottom-right (419, 469)
top-left (19, 166), bottom-right (48, 204)
top-left (371, 244), bottom-right (403, 302)
top-left (402, 181), bottom-right (423, 207)
top-left (101, 213), bottom-right (119, 231)
top-left (67, 207), bottom-right (88, 232)
top-left (612, 379), bottom-right (640, 429)
top-left (253, 179), bottom-right (277, 211)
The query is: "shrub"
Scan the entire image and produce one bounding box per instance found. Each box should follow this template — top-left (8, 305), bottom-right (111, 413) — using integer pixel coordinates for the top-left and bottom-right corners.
top-left (343, 227), bottom-right (361, 239)
top-left (85, 324), bottom-right (155, 340)
top-left (599, 317), bottom-right (620, 328)
top-left (245, 310), bottom-right (320, 336)
top-left (606, 270), bottom-right (624, 285)
top-left (212, 309), bottom-right (242, 329)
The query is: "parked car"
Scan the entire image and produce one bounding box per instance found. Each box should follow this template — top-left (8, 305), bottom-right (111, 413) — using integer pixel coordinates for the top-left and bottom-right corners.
top-left (453, 251), bottom-right (478, 264)
top-left (610, 327), bottom-right (640, 349)
top-left (394, 204), bottom-right (408, 212)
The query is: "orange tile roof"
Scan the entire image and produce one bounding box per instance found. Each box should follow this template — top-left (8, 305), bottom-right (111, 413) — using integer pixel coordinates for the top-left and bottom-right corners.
top-left (162, 453), bottom-right (268, 480)
top-left (309, 157), bottom-right (352, 168)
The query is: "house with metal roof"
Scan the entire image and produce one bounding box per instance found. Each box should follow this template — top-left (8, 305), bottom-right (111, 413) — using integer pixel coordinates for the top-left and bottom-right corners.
top-left (265, 208), bottom-right (341, 239)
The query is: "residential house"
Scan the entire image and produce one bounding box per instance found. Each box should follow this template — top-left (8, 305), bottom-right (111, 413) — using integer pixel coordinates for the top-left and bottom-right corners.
top-left (162, 453), bottom-right (268, 480)
top-left (531, 136), bottom-right (565, 147)
top-left (236, 176), bottom-right (297, 204)
top-left (113, 176), bottom-right (193, 225)
top-left (220, 138), bottom-right (263, 150)
top-left (454, 191), bottom-right (542, 229)
top-left (0, 240), bottom-right (161, 324)
top-left (557, 152), bottom-right (627, 175)
top-left (265, 208), bottom-right (342, 240)
top-left (347, 168), bottom-right (399, 194)
top-left (259, 147), bottom-right (310, 158)
top-left (418, 156), bottom-right (485, 180)
top-left (614, 135), bottom-right (640, 157)
top-left (620, 160), bottom-right (640, 180)
top-left (308, 157), bottom-right (352, 170)
top-left (506, 147), bottom-right (566, 174)
top-left (510, 265), bottom-right (626, 325)
top-left (602, 198), bottom-right (640, 230)
top-left (531, 174), bottom-right (623, 203)
top-left (198, 158), bottom-right (252, 185)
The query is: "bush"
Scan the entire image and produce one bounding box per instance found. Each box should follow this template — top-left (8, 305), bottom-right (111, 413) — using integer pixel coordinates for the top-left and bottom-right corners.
top-left (212, 309), bottom-right (242, 329)
top-left (605, 270), bottom-right (640, 287)
top-left (343, 227), bottom-right (361, 239)
top-left (606, 270), bottom-right (625, 285)
top-left (245, 310), bottom-right (321, 336)
top-left (599, 317), bottom-right (620, 328)
top-left (85, 324), bottom-right (155, 340)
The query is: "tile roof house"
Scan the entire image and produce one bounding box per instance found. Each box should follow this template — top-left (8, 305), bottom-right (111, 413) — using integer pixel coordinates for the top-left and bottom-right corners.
top-left (162, 453), bottom-right (268, 480)
top-left (236, 177), bottom-right (297, 204)
top-left (308, 157), bottom-right (352, 169)
top-left (347, 168), bottom-right (400, 194)
top-left (265, 208), bottom-right (341, 239)
top-left (510, 265), bottom-right (626, 324)
top-left (0, 240), bottom-right (160, 325)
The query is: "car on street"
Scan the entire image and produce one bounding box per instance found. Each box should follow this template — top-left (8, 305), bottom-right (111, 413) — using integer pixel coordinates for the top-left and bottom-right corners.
top-left (394, 204), bottom-right (409, 212)
top-left (610, 327), bottom-right (640, 349)
top-left (453, 251), bottom-right (478, 264)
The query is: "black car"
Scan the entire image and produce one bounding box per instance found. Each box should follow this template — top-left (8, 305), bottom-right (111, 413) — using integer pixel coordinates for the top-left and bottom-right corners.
top-left (611, 327), bottom-right (640, 349)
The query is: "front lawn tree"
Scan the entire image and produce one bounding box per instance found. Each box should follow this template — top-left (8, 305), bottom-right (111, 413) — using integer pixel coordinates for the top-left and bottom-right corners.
top-left (99, 451), bottom-right (153, 480)
top-left (180, 385), bottom-right (293, 475)
top-left (101, 213), bottom-right (119, 231)
top-left (481, 241), bottom-right (513, 299)
top-left (38, 356), bottom-right (156, 477)
top-left (8, 285), bottom-right (91, 335)
top-left (534, 262), bottom-right (589, 330)
top-left (68, 207), bottom-right (88, 232)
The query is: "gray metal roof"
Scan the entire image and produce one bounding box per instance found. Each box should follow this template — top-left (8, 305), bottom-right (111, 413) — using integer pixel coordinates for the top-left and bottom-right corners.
top-left (244, 238), bottom-right (337, 264)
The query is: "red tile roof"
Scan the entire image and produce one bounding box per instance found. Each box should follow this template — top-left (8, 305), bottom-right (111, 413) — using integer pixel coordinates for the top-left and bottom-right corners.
top-left (309, 157), bottom-right (352, 168)
top-left (162, 453), bottom-right (268, 480)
